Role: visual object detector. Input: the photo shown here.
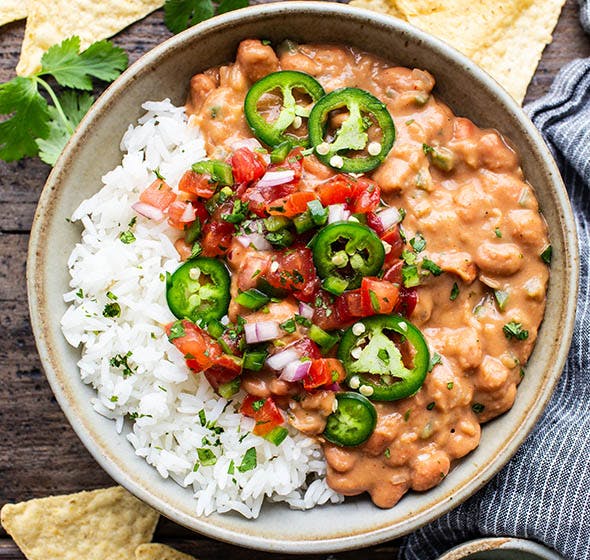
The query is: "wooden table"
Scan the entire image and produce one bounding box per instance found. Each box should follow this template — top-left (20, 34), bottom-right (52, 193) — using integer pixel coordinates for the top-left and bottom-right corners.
top-left (1, 2), bottom-right (588, 558)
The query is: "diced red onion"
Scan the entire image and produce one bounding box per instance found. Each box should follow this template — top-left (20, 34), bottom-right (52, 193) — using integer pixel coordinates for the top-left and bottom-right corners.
top-left (131, 202), bottom-right (164, 222)
top-left (256, 170), bottom-right (295, 188)
top-left (245, 320), bottom-right (281, 344)
top-left (376, 207), bottom-right (401, 230)
top-left (298, 302), bottom-right (314, 320)
top-left (279, 359), bottom-right (312, 382)
top-left (236, 233), bottom-right (272, 251)
top-left (179, 203), bottom-right (197, 223)
top-left (266, 348), bottom-right (300, 371)
top-left (328, 204), bottom-right (350, 224)
top-left (325, 382), bottom-right (342, 392)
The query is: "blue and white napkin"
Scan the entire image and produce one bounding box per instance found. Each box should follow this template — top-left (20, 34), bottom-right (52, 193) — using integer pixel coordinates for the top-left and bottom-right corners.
top-left (400, 3), bottom-right (590, 559)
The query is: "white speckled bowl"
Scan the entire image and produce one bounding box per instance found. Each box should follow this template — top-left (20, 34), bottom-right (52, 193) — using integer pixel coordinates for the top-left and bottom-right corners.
top-left (27, 1), bottom-right (578, 553)
top-left (436, 537), bottom-right (564, 560)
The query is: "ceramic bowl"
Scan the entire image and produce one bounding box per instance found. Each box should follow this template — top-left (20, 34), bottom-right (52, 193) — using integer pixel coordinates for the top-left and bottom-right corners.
top-left (27, 1), bottom-right (579, 553)
top-left (436, 537), bottom-right (564, 560)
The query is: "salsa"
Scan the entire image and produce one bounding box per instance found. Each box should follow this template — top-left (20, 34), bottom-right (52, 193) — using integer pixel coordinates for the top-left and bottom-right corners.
top-left (133, 39), bottom-right (550, 508)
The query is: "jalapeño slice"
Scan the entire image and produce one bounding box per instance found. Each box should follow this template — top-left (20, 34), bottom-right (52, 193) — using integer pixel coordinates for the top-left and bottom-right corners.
top-left (244, 70), bottom-right (326, 148)
top-left (312, 222), bottom-right (385, 291)
top-left (166, 257), bottom-right (230, 323)
top-left (338, 315), bottom-right (430, 401)
top-left (323, 392), bottom-right (377, 447)
top-left (308, 87), bottom-right (395, 173)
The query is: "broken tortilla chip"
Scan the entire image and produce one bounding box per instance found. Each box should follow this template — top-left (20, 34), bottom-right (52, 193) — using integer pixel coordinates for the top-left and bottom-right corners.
top-left (16, 0), bottom-right (164, 76)
top-left (0, 0), bottom-right (27, 27)
top-left (350, 0), bottom-right (566, 103)
top-left (136, 543), bottom-right (197, 560)
top-left (0, 486), bottom-right (159, 560)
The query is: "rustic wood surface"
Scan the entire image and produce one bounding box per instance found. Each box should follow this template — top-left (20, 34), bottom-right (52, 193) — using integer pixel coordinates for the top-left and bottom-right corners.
top-left (0, 1), bottom-right (588, 558)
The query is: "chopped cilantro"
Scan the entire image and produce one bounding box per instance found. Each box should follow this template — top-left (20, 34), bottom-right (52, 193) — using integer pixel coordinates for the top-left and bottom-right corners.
top-left (403, 409), bottom-right (411, 422)
top-left (294, 314), bottom-right (312, 328)
top-left (447, 381), bottom-right (454, 390)
top-left (227, 459), bottom-right (235, 474)
top-left (472, 402), bottom-right (485, 414)
top-left (494, 227), bottom-right (502, 238)
top-left (421, 258), bottom-right (442, 276)
top-left (119, 230), bottom-right (136, 244)
top-left (428, 352), bottom-right (442, 372)
top-left (280, 318), bottom-right (297, 334)
top-left (237, 447), bottom-right (257, 472)
top-left (102, 302), bottom-right (121, 318)
top-left (426, 401), bottom-right (435, 410)
top-left (109, 351), bottom-right (136, 377)
top-left (384, 447), bottom-right (391, 458)
top-left (252, 399), bottom-right (265, 412)
top-left (540, 245), bottom-right (552, 264)
top-left (450, 282), bottom-right (459, 301)
top-left (410, 233), bottom-right (426, 252)
top-left (503, 321), bottom-right (529, 341)
top-left (168, 320), bottom-right (186, 341)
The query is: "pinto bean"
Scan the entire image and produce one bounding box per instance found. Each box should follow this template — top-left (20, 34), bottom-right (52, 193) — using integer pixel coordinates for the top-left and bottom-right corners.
top-left (475, 242), bottom-right (524, 276)
top-left (188, 74), bottom-right (217, 113)
top-left (236, 39), bottom-right (279, 83)
top-left (410, 450), bottom-right (450, 491)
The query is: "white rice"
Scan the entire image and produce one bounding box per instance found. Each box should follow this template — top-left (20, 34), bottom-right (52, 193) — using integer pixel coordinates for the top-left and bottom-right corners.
top-left (61, 99), bottom-right (343, 518)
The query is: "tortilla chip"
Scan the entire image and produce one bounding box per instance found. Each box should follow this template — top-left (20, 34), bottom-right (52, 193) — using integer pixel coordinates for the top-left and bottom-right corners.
top-left (472, 0), bottom-right (566, 103)
top-left (0, 486), bottom-right (159, 560)
top-left (350, 0), bottom-right (565, 103)
top-left (0, 0), bottom-right (27, 27)
top-left (136, 543), bottom-right (197, 560)
top-left (16, 0), bottom-right (164, 76)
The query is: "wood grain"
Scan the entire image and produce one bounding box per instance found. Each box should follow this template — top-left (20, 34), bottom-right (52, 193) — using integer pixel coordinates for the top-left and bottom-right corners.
top-left (0, 1), bottom-right (588, 558)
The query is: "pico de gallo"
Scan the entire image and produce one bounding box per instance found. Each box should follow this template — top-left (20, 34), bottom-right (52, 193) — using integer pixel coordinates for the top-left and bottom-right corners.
top-left (130, 39), bottom-right (550, 509)
top-left (133, 74), bottom-right (431, 448)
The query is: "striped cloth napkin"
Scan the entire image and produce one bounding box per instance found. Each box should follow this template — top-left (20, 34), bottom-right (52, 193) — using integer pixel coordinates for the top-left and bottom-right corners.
top-left (399, 2), bottom-right (590, 559)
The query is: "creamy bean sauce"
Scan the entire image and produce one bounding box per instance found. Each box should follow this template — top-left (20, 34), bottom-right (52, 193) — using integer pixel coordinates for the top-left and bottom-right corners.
top-left (185, 40), bottom-right (549, 508)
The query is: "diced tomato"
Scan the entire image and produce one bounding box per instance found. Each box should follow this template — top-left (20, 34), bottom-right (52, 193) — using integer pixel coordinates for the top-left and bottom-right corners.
top-left (334, 289), bottom-right (365, 322)
top-left (139, 179), bottom-right (177, 211)
top-left (192, 200), bottom-right (209, 223)
top-left (350, 178), bottom-right (381, 214)
top-left (395, 287), bottom-right (418, 317)
top-left (167, 200), bottom-right (196, 230)
top-left (231, 147), bottom-right (268, 184)
top-left (290, 337), bottom-right (322, 361)
top-left (317, 174), bottom-right (354, 206)
top-left (382, 225), bottom-right (404, 262)
top-left (178, 170), bottom-right (217, 199)
top-left (360, 277), bottom-right (399, 316)
top-left (267, 191), bottom-right (317, 218)
top-left (166, 320), bottom-right (222, 372)
top-left (240, 182), bottom-right (297, 217)
top-left (174, 238), bottom-right (193, 261)
top-left (383, 260), bottom-right (403, 285)
top-left (303, 358), bottom-right (346, 391)
top-left (366, 211), bottom-right (385, 235)
top-left (201, 219), bottom-right (235, 257)
top-left (204, 354), bottom-right (242, 392)
top-left (264, 247), bottom-right (319, 302)
top-left (241, 395), bottom-right (284, 436)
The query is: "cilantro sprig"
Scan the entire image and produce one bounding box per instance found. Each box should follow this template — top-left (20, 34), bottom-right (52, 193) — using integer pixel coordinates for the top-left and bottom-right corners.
top-left (164, 0), bottom-right (249, 34)
top-left (0, 36), bottom-right (128, 165)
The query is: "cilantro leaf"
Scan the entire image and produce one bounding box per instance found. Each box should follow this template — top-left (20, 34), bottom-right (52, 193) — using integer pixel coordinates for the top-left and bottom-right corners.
top-left (218, 0), bottom-right (248, 13)
top-left (164, 0), bottom-right (215, 34)
top-left (0, 77), bottom-right (50, 161)
top-left (37, 92), bottom-right (94, 165)
top-left (40, 37), bottom-right (128, 90)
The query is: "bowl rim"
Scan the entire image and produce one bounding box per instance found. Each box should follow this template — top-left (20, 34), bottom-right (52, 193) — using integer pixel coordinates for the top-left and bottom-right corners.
top-left (436, 537), bottom-right (564, 560)
top-left (27, 1), bottom-right (579, 552)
